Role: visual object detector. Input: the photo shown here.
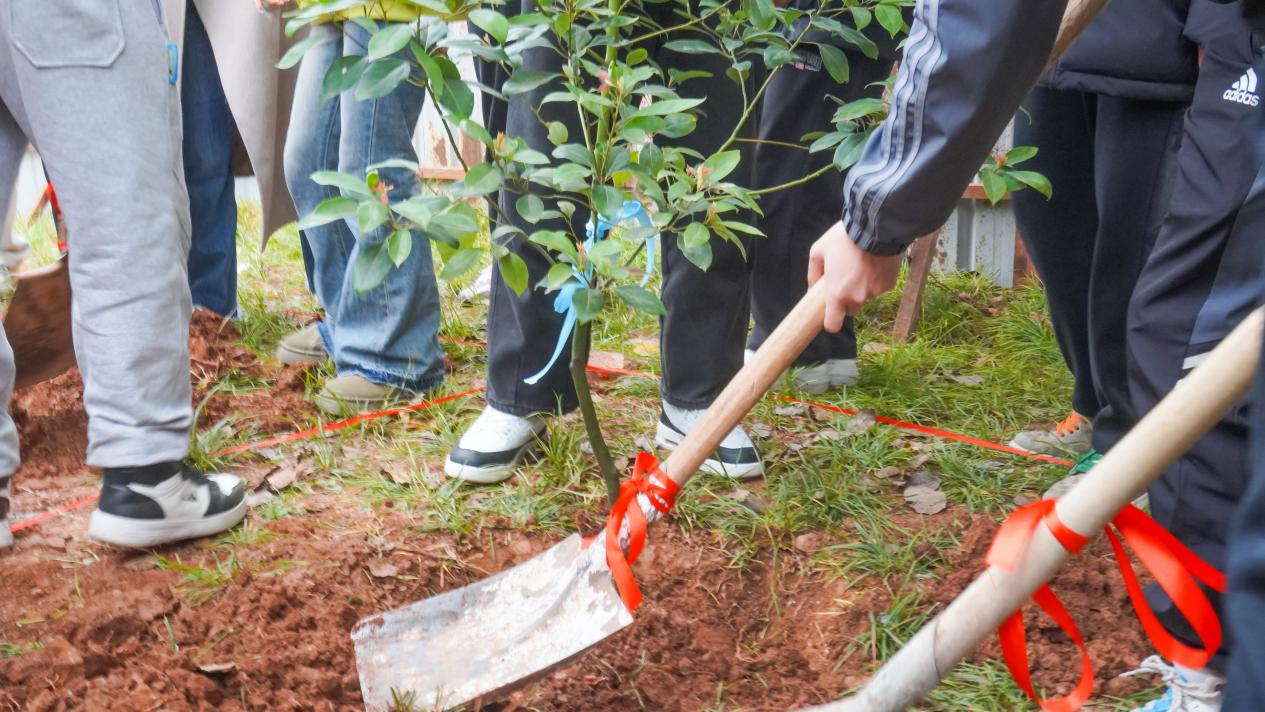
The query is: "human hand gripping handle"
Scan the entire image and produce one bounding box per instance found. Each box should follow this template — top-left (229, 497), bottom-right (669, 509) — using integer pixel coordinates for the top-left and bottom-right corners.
top-left (807, 220), bottom-right (905, 333)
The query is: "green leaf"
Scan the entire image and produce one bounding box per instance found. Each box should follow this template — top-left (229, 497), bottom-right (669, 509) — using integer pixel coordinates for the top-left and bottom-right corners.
top-left (391, 197), bottom-right (436, 228)
top-left (851, 6), bottom-right (873, 30)
top-left (296, 196), bottom-right (357, 230)
top-left (632, 97), bottom-right (705, 118)
top-left (626, 48), bottom-right (649, 65)
top-left (835, 97), bottom-right (887, 123)
top-left (411, 42), bottom-right (445, 95)
top-left (808, 131), bottom-right (845, 154)
top-left (352, 243), bottom-right (394, 293)
top-left (321, 55), bottom-right (367, 102)
top-left (817, 44), bottom-right (850, 84)
top-left (876, 4), bottom-right (906, 38)
top-left (540, 262), bottom-right (577, 290)
top-left (614, 285), bottom-right (666, 316)
top-left (680, 241), bottom-right (713, 271)
top-left (440, 247), bottom-right (483, 281)
top-left (743, 0), bottom-right (776, 32)
top-left (592, 185), bottom-right (624, 218)
top-left (833, 133), bottom-right (868, 169)
top-left (503, 70), bottom-right (557, 95)
top-left (1009, 169), bottom-right (1053, 199)
top-left (1005, 146), bottom-right (1038, 165)
top-left (469, 8), bottom-right (509, 44)
top-left (663, 39), bottom-right (721, 55)
top-left (700, 150), bottom-right (742, 185)
top-left (552, 143), bottom-right (594, 167)
top-left (497, 252), bottom-right (529, 295)
top-left (439, 77), bottom-right (474, 119)
top-left (547, 121), bottom-right (569, 146)
top-left (571, 288), bottom-right (605, 323)
top-left (355, 59), bottom-right (411, 101)
top-left (386, 229), bottom-right (413, 267)
top-left (277, 33), bottom-right (322, 70)
top-left (516, 194), bottom-right (545, 223)
top-left (529, 229), bottom-right (579, 262)
top-left (979, 169), bottom-right (1008, 205)
top-left (357, 200), bottom-right (389, 233)
top-left (367, 24), bottom-right (413, 61)
top-left (682, 222), bottom-right (710, 248)
top-left (461, 163), bottom-right (502, 196)
top-left (310, 170), bottom-right (375, 198)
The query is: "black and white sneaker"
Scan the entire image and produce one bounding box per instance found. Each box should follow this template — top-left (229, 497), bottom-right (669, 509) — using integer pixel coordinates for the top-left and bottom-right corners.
top-left (655, 401), bottom-right (764, 480)
top-left (88, 462), bottom-right (246, 548)
top-left (0, 478), bottom-right (12, 550)
top-left (444, 406), bottom-right (548, 484)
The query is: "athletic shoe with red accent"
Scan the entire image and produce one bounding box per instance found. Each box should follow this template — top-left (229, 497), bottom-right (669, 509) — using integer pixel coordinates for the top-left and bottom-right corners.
top-left (1009, 411), bottom-right (1093, 457)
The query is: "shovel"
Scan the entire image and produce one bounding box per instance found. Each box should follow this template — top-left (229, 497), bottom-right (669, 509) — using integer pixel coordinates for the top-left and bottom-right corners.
top-left (801, 306), bottom-right (1264, 711)
top-left (5, 255), bottom-right (75, 389)
top-left (352, 278), bottom-right (834, 710)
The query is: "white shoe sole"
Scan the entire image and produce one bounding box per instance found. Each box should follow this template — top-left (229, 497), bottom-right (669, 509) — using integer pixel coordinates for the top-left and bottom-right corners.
top-left (443, 440), bottom-right (543, 485)
top-left (654, 422), bottom-right (764, 480)
top-left (88, 501), bottom-right (247, 548)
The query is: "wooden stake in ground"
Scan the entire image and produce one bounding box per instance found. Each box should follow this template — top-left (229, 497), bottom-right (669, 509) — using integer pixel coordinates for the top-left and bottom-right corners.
top-left (802, 308), bottom-right (1264, 712)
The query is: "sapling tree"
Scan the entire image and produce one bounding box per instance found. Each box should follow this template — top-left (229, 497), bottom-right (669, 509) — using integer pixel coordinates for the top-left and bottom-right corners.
top-left (281, 0), bottom-right (1041, 506)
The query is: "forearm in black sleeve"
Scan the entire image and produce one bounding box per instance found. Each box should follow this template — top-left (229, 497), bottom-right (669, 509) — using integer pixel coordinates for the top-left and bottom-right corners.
top-left (841, 0), bottom-right (1069, 256)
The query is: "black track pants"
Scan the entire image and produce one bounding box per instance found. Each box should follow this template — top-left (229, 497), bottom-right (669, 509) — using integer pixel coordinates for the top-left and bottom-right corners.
top-left (746, 50), bottom-right (892, 364)
top-left (1012, 89), bottom-right (1186, 424)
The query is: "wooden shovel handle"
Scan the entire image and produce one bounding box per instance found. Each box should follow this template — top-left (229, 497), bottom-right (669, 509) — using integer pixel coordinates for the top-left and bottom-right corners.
top-left (659, 280), bottom-right (828, 486)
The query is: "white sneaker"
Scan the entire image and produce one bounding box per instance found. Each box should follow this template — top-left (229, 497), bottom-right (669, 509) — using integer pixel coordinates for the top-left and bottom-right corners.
top-left (444, 406), bottom-right (548, 484)
top-left (744, 349), bottom-right (859, 393)
top-left (0, 479), bottom-right (12, 550)
top-left (88, 463), bottom-right (247, 548)
top-left (655, 401), bottom-right (764, 480)
top-left (1122, 655), bottom-right (1224, 712)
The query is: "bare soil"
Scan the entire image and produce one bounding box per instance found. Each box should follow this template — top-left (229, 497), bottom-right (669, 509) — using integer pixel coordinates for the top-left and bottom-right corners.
top-left (1, 316), bottom-right (1153, 710)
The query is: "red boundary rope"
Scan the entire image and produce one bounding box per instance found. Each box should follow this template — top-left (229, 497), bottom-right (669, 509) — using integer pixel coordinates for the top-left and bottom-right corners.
top-left (10, 324), bottom-right (1072, 535)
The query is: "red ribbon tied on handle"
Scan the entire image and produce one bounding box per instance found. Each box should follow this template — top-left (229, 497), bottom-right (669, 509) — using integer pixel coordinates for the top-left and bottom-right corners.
top-left (986, 499), bottom-right (1226, 711)
top-left (605, 452), bottom-right (680, 612)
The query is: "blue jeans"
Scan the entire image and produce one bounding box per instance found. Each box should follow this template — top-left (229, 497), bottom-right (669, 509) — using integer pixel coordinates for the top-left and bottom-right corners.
top-left (181, 2), bottom-right (237, 317)
top-left (283, 22), bottom-right (443, 393)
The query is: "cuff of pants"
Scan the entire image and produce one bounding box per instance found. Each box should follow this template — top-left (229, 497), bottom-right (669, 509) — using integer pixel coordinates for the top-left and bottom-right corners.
top-left (486, 394), bottom-right (576, 418)
top-left (337, 365), bottom-right (444, 395)
top-left (87, 432), bottom-right (189, 471)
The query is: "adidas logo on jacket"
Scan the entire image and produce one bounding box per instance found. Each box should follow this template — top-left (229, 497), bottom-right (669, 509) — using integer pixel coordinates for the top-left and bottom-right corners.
top-left (1225, 68), bottom-right (1261, 106)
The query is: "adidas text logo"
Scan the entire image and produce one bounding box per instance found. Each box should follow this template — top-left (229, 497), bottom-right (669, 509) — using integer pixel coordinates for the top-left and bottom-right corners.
top-left (1224, 68), bottom-right (1261, 106)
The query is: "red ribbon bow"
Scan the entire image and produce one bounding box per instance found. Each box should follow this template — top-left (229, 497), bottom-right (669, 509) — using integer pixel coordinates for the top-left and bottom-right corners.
top-left (604, 452), bottom-right (680, 612)
top-left (986, 499), bottom-right (1226, 711)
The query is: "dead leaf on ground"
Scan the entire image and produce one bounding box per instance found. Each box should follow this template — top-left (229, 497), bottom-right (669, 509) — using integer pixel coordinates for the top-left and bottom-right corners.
top-left (750, 422), bottom-right (774, 439)
top-left (368, 559), bottom-right (399, 578)
top-left (905, 489), bottom-right (947, 515)
top-left (905, 471), bottom-right (941, 491)
top-left (861, 342), bottom-right (890, 355)
top-left (774, 403), bottom-right (808, 417)
top-left (794, 532), bottom-right (827, 553)
top-left (264, 459), bottom-right (313, 492)
top-left (872, 466), bottom-right (904, 480)
top-left (842, 409), bottom-right (877, 436)
top-left (1013, 493), bottom-right (1036, 507)
top-left (196, 662), bottom-right (237, 675)
top-left (244, 490), bottom-right (276, 508)
top-left (949, 374), bottom-right (985, 386)
top-left (728, 487), bottom-right (768, 514)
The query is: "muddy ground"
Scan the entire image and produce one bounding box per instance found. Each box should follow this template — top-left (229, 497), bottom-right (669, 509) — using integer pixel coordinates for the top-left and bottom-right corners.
top-left (1, 315), bottom-right (1151, 710)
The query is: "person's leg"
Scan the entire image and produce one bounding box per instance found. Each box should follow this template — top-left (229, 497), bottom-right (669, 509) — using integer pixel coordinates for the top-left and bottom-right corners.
top-left (747, 50), bottom-right (891, 390)
top-left (1087, 95), bottom-right (1188, 454)
top-left (279, 23), bottom-right (344, 366)
top-left (1127, 30), bottom-right (1264, 673)
top-left (317, 20), bottom-right (443, 405)
top-left (0, 0), bottom-right (244, 546)
top-left (181, 1), bottom-right (237, 317)
top-left (0, 99), bottom-right (27, 549)
top-left (1008, 87), bottom-right (1101, 456)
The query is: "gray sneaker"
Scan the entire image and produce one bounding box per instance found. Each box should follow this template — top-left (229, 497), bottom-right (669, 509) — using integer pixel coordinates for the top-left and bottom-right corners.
top-left (275, 324), bottom-right (328, 366)
top-left (1009, 411), bottom-right (1093, 457)
top-left (313, 374), bottom-right (412, 415)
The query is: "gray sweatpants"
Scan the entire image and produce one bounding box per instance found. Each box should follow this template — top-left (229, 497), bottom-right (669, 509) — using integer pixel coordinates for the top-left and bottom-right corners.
top-left (0, 0), bottom-right (193, 481)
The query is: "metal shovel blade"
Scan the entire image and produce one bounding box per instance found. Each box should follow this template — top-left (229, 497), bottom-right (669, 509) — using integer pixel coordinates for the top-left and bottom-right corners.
top-left (351, 533), bottom-right (633, 711)
top-left (5, 256), bottom-right (75, 389)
